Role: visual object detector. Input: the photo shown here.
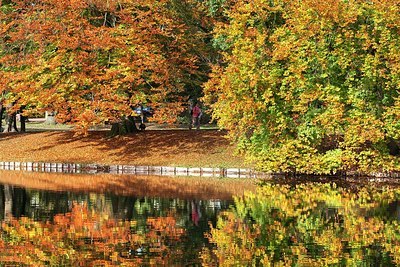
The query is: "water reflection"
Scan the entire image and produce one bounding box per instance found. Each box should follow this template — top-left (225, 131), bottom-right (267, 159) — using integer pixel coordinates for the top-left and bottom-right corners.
top-left (0, 170), bottom-right (258, 266)
top-left (0, 170), bottom-right (256, 200)
top-left (3, 170), bottom-right (400, 266)
top-left (202, 183), bottom-right (400, 266)
top-left (0, 183), bottom-right (234, 266)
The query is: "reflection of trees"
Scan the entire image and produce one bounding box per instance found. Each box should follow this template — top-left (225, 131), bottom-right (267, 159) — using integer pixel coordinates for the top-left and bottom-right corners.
top-left (0, 171), bottom-right (257, 201)
top-left (0, 202), bottom-right (187, 266)
top-left (0, 185), bottom-right (232, 265)
top-left (0, 185), bottom-right (231, 223)
top-left (202, 183), bottom-right (400, 266)
top-left (0, 185), bottom-right (28, 221)
top-left (3, 185), bottom-right (12, 221)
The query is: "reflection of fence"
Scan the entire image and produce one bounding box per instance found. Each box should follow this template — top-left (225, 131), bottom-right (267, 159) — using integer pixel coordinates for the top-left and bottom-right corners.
top-left (0, 161), bottom-right (259, 178)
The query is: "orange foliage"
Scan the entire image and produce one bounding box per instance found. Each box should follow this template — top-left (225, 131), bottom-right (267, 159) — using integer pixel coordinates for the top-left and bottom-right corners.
top-left (0, 202), bottom-right (186, 266)
top-left (0, 0), bottom-right (202, 130)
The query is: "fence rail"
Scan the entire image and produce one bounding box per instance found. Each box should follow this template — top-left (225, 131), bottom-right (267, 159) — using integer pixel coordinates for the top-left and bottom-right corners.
top-left (1, 161), bottom-right (399, 181)
top-left (0, 161), bottom-right (259, 178)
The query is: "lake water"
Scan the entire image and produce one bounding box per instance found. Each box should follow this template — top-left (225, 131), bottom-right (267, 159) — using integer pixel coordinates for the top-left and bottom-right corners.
top-left (0, 171), bottom-right (399, 266)
top-left (0, 170), bottom-right (256, 266)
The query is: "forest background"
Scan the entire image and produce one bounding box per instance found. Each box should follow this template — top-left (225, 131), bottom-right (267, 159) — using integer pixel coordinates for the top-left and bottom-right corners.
top-left (1, 0), bottom-right (400, 176)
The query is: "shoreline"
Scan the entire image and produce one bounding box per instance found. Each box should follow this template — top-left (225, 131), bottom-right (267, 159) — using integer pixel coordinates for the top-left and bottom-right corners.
top-left (0, 161), bottom-right (254, 178)
top-left (1, 130), bottom-right (399, 181)
top-left (1, 161), bottom-right (400, 184)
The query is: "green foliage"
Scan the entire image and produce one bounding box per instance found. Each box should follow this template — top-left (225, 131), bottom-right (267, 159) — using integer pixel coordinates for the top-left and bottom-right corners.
top-left (1, 0), bottom-right (12, 7)
top-left (204, 0), bottom-right (400, 175)
top-left (202, 183), bottom-right (400, 266)
top-left (204, 0), bottom-right (228, 17)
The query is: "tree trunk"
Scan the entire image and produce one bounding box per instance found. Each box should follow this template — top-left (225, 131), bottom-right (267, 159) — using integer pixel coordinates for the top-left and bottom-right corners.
top-left (12, 113), bottom-right (18, 132)
top-left (125, 116), bottom-right (138, 133)
top-left (20, 115), bottom-right (26, 132)
top-left (19, 106), bottom-right (26, 132)
top-left (0, 104), bottom-right (3, 131)
top-left (109, 117), bottom-right (139, 137)
top-left (387, 138), bottom-right (400, 156)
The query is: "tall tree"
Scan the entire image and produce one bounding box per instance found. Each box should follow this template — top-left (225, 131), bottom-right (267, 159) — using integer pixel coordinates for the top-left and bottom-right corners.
top-left (204, 0), bottom-right (400, 175)
top-left (0, 0), bottom-right (203, 134)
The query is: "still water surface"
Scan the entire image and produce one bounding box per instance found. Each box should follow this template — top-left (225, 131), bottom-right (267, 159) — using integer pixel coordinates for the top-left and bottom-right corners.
top-left (0, 170), bottom-right (256, 266)
top-left (0, 171), bottom-right (400, 266)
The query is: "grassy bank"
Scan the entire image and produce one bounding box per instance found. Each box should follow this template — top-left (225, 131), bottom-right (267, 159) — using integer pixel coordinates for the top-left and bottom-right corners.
top-left (0, 130), bottom-right (250, 168)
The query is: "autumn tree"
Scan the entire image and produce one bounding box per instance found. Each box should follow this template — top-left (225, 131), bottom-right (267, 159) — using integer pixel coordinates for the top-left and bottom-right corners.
top-left (0, 94), bottom-right (4, 131)
top-left (204, 0), bottom-right (400, 175)
top-left (0, 0), bottom-right (206, 134)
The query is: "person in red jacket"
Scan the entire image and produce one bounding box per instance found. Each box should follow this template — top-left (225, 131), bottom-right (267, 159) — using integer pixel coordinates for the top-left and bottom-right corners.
top-left (190, 102), bottom-right (202, 130)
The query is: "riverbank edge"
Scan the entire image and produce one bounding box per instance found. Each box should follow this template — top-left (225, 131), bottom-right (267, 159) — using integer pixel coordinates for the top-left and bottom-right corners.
top-left (1, 161), bottom-right (400, 183)
top-left (0, 161), bottom-right (257, 178)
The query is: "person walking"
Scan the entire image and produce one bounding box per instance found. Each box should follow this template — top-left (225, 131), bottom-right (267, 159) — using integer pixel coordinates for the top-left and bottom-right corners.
top-left (191, 102), bottom-right (202, 130)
